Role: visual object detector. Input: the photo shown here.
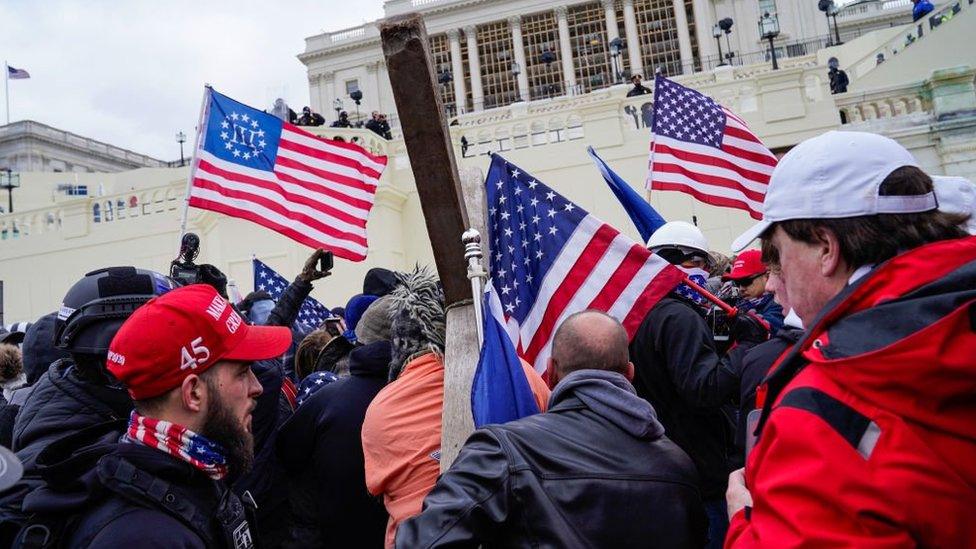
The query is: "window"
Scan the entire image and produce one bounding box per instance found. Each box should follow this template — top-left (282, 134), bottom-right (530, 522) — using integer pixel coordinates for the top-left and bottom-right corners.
top-left (477, 21), bottom-right (521, 110)
top-left (633, 0), bottom-right (687, 77)
top-left (758, 0), bottom-right (777, 16)
top-left (523, 12), bottom-right (565, 100)
top-left (429, 34), bottom-right (457, 115)
top-left (345, 79), bottom-right (360, 95)
top-left (568, 3), bottom-right (614, 94)
top-left (56, 184), bottom-right (89, 196)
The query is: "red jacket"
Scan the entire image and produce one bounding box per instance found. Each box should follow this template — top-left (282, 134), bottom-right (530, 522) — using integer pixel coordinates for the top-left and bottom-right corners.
top-left (727, 236), bottom-right (976, 548)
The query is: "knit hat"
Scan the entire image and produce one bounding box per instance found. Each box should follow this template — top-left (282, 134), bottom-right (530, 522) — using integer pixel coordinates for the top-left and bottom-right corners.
top-left (355, 296), bottom-right (394, 345)
top-left (363, 268), bottom-right (398, 297)
top-left (342, 294), bottom-right (379, 343)
top-left (388, 266), bottom-right (446, 381)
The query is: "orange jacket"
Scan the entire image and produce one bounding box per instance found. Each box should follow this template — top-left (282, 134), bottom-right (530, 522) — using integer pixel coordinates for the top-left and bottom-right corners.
top-left (362, 352), bottom-right (550, 548)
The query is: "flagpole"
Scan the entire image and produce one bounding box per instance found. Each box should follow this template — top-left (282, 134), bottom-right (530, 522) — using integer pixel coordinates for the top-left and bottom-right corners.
top-left (462, 228), bottom-right (486, 346)
top-left (4, 60), bottom-right (10, 125)
top-left (177, 84), bottom-right (213, 251)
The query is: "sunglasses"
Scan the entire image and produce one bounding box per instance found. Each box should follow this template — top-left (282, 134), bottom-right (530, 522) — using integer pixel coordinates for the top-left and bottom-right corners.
top-left (733, 273), bottom-right (765, 288)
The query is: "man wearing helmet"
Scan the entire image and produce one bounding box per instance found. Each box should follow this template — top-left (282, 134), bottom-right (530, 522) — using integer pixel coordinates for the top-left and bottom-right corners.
top-left (630, 221), bottom-right (768, 549)
top-left (0, 266), bottom-right (177, 542)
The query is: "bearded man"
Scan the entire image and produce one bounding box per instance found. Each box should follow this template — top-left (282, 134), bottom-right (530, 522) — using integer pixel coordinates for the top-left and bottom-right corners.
top-left (65, 284), bottom-right (291, 548)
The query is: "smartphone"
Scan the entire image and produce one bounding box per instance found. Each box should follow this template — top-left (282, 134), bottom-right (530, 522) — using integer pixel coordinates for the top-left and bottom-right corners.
top-left (319, 250), bottom-right (334, 272)
top-left (323, 317), bottom-right (343, 337)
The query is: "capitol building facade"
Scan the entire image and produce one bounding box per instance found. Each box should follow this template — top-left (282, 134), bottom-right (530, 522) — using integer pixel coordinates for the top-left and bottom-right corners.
top-left (1, 0), bottom-right (974, 324)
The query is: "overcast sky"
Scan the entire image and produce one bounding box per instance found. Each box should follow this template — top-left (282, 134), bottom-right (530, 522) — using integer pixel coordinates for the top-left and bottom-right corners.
top-left (1, 0), bottom-right (385, 161)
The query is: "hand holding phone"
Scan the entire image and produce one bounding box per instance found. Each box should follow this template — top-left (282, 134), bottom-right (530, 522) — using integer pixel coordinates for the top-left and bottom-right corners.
top-left (299, 249), bottom-right (333, 283)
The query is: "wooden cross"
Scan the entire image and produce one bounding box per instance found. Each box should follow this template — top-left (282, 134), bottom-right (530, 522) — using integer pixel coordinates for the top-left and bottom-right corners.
top-left (380, 14), bottom-right (487, 467)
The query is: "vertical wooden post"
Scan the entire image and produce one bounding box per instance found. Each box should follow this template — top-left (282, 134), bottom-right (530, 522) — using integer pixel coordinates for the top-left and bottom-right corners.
top-left (379, 15), bottom-right (487, 469)
top-left (380, 14), bottom-right (470, 306)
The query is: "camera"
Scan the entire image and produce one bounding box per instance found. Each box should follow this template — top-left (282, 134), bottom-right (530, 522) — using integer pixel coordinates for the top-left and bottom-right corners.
top-left (170, 233), bottom-right (202, 286)
top-left (170, 232), bottom-right (229, 297)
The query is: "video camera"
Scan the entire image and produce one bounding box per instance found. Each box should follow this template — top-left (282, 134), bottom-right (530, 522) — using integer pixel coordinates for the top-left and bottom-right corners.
top-left (170, 232), bottom-right (229, 297)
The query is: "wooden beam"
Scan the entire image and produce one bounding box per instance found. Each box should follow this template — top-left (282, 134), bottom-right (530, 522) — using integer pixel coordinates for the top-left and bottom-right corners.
top-left (380, 14), bottom-right (471, 306)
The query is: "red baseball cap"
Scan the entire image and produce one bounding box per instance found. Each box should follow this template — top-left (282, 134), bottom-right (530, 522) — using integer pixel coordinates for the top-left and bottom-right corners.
top-left (107, 284), bottom-right (291, 400)
top-left (724, 249), bottom-right (767, 281)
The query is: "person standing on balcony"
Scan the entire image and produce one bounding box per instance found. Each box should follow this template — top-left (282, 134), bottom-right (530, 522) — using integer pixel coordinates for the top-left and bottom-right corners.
top-left (627, 74), bottom-right (652, 97)
top-left (828, 57), bottom-right (850, 94)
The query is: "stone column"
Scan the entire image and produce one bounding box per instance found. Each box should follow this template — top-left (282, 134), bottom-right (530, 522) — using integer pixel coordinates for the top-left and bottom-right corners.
top-left (509, 16), bottom-right (531, 101)
top-left (671, 0), bottom-right (694, 74)
top-left (320, 71), bottom-right (335, 120)
top-left (555, 5), bottom-right (577, 95)
top-left (602, 0), bottom-right (620, 44)
top-left (622, 0), bottom-right (643, 76)
top-left (464, 25), bottom-right (485, 111)
top-left (366, 61), bottom-right (383, 114)
top-left (691, 0), bottom-right (717, 66)
top-left (447, 29), bottom-right (468, 113)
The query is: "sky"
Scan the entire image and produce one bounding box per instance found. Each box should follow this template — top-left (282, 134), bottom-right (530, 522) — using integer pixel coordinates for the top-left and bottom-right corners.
top-left (1, 0), bottom-right (385, 161)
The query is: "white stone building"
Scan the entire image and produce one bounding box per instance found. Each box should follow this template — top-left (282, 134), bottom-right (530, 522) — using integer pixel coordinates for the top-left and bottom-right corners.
top-left (0, 120), bottom-right (167, 174)
top-left (0, 0), bottom-right (973, 324)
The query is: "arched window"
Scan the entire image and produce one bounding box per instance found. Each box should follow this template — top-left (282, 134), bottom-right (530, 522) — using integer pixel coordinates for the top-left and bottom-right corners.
top-left (93, 203), bottom-right (102, 223)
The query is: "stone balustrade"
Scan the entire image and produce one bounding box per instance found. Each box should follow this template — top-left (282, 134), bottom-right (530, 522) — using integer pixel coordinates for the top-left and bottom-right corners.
top-left (836, 83), bottom-right (930, 124)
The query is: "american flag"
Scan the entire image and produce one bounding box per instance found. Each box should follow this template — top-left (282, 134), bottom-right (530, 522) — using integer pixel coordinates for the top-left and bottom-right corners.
top-left (6, 65), bottom-right (30, 79)
top-left (253, 258), bottom-right (332, 329)
top-left (189, 89), bottom-right (387, 261)
top-left (486, 155), bottom-right (685, 373)
top-left (646, 76), bottom-right (777, 220)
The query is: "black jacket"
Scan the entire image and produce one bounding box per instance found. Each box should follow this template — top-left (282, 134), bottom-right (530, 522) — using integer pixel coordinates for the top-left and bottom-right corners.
top-left (276, 341), bottom-right (391, 549)
top-left (365, 118), bottom-right (392, 140)
top-left (0, 359), bottom-right (132, 537)
top-left (629, 295), bottom-right (745, 500)
top-left (396, 370), bottom-right (705, 548)
top-left (626, 83), bottom-right (652, 97)
top-left (16, 420), bottom-right (255, 548)
top-left (729, 326), bottom-right (804, 468)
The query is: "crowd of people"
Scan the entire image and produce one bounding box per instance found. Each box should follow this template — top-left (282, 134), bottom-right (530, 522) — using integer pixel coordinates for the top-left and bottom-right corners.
top-left (0, 130), bottom-right (973, 547)
top-left (268, 99), bottom-right (393, 140)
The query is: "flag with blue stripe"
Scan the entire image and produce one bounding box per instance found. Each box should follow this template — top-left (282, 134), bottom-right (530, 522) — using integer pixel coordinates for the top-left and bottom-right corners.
top-left (471, 283), bottom-right (541, 428)
top-left (588, 146), bottom-right (666, 243)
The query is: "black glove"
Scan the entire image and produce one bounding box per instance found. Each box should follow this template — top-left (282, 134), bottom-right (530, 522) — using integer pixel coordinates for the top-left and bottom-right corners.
top-left (730, 311), bottom-right (770, 345)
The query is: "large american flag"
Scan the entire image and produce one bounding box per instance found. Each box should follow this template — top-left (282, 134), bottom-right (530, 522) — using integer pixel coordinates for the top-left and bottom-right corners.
top-left (486, 155), bottom-right (685, 373)
top-left (189, 89), bottom-right (387, 261)
top-left (646, 76), bottom-right (777, 220)
top-left (253, 258), bottom-right (333, 329)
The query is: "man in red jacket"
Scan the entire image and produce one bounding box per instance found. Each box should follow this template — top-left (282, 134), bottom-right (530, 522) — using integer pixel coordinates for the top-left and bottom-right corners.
top-left (725, 131), bottom-right (976, 547)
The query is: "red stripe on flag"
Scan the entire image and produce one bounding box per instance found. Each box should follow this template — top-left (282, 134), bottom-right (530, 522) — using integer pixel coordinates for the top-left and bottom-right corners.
top-left (652, 162), bottom-right (767, 203)
top-left (188, 195), bottom-right (367, 260)
top-left (621, 264), bottom-right (685, 335)
top-left (282, 123), bottom-right (389, 166)
top-left (191, 177), bottom-right (368, 245)
top-left (654, 143), bottom-right (773, 186)
top-left (275, 152), bottom-right (378, 195)
top-left (522, 224), bottom-right (618, 363)
top-left (650, 181), bottom-right (763, 219)
top-left (196, 160), bottom-right (368, 227)
top-left (277, 138), bottom-right (384, 182)
top-left (719, 141), bottom-right (779, 168)
top-left (584, 243), bottom-right (649, 312)
top-left (271, 168), bottom-right (374, 211)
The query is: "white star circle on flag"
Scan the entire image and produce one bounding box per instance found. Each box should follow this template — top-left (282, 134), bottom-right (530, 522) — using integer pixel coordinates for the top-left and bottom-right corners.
top-left (220, 111), bottom-right (267, 162)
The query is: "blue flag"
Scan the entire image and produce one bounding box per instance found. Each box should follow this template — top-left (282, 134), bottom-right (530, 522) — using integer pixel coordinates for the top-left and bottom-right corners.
top-left (588, 146), bottom-right (666, 243)
top-left (253, 258), bottom-right (332, 329)
top-left (471, 285), bottom-right (541, 428)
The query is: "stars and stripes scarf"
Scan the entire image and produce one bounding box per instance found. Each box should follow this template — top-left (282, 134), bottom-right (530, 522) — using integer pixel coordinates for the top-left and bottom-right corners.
top-left (126, 411), bottom-right (228, 480)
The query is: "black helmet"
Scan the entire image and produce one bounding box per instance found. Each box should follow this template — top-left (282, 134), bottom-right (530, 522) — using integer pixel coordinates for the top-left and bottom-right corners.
top-left (54, 266), bottom-right (178, 354)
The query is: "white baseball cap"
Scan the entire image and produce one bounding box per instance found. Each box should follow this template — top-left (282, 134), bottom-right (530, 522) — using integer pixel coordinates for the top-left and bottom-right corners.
top-left (932, 175), bottom-right (976, 235)
top-left (731, 131), bottom-right (935, 252)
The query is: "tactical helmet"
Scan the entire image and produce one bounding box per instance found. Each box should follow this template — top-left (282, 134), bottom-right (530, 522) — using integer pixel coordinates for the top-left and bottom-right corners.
top-left (54, 266), bottom-right (178, 355)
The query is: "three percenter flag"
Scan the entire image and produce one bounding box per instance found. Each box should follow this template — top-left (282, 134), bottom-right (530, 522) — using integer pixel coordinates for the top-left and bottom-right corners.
top-left (188, 88), bottom-right (387, 261)
top-left (646, 76), bottom-right (777, 220)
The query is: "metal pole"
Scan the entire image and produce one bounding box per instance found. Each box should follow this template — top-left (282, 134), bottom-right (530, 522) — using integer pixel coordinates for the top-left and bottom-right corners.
top-left (178, 85), bottom-right (213, 252)
top-left (715, 36), bottom-right (725, 66)
top-left (832, 13), bottom-right (843, 45)
top-left (4, 60), bottom-right (9, 125)
top-left (768, 36), bottom-right (779, 70)
top-left (462, 228), bottom-right (487, 346)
